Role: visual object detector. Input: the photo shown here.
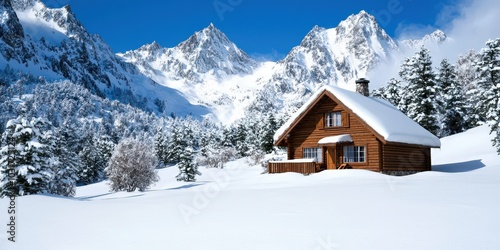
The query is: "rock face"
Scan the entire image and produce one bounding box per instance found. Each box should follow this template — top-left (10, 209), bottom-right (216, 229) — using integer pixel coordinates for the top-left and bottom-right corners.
top-left (0, 0), bottom-right (208, 117)
top-left (0, 0), bottom-right (26, 59)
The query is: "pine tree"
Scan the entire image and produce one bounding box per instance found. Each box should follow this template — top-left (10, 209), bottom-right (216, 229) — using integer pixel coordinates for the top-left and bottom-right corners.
top-left (260, 113), bottom-right (278, 153)
top-left (176, 146), bottom-right (200, 182)
top-left (436, 59), bottom-right (467, 137)
top-left (78, 134), bottom-right (115, 184)
top-left (0, 117), bottom-right (54, 197)
top-left (154, 125), bottom-right (169, 165)
top-left (373, 78), bottom-right (405, 111)
top-left (166, 120), bottom-right (185, 163)
top-left (235, 123), bottom-right (248, 157)
top-left (399, 47), bottom-right (440, 135)
top-left (78, 136), bottom-right (100, 185)
top-left (49, 120), bottom-right (81, 196)
top-left (456, 50), bottom-right (481, 128)
top-left (476, 39), bottom-right (500, 153)
top-left (106, 138), bottom-right (159, 192)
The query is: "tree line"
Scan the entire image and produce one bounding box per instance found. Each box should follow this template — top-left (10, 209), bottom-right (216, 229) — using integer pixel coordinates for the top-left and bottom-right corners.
top-left (0, 78), bottom-right (281, 197)
top-left (373, 38), bottom-right (500, 152)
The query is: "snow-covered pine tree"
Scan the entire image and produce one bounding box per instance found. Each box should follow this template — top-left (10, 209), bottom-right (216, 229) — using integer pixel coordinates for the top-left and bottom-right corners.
top-left (475, 38), bottom-right (500, 153)
top-left (436, 59), bottom-right (467, 137)
top-left (373, 78), bottom-right (406, 111)
top-left (456, 50), bottom-right (481, 128)
top-left (105, 137), bottom-right (159, 192)
top-left (0, 117), bottom-right (54, 197)
top-left (78, 135), bottom-right (100, 185)
top-left (235, 123), bottom-right (249, 157)
top-left (154, 124), bottom-right (169, 165)
top-left (176, 146), bottom-right (200, 182)
top-left (260, 113), bottom-right (278, 154)
top-left (399, 46), bottom-right (440, 135)
top-left (49, 119), bottom-right (81, 196)
top-left (166, 119), bottom-right (186, 163)
top-left (78, 133), bottom-right (115, 185)
top-left (96, 135), bottom-right (115, 168)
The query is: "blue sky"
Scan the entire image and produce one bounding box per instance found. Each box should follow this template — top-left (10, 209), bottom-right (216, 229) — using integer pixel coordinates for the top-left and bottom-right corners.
top-left (44, 0), bottom-right (498, 61)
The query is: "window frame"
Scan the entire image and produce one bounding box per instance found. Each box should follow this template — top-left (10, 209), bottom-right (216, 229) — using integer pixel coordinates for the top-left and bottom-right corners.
top-left (303, 147), bottom-right (323, 163)
top-left (325, 111), bottom-right (342, 128)
top-left (343, 145), bottom-right (366, 163)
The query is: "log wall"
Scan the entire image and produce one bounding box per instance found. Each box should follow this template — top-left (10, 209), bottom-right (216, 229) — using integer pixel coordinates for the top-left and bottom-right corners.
top-left (382, 143), bottom-right (432, 171)
top-left (289, 95), bottom-right (382, 172)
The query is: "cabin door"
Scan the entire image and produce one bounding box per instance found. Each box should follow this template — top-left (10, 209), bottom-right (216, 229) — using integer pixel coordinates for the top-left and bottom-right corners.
top-left (326, 147), bottom-right (336, 170)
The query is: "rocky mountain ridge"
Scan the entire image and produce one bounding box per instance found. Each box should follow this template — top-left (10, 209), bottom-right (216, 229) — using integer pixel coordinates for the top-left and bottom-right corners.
top-left (1, 0), bottom-right (448, 124)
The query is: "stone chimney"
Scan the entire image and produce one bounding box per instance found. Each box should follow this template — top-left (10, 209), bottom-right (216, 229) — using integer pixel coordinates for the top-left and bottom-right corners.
top-left (355, 78), bottom-right (370, 97)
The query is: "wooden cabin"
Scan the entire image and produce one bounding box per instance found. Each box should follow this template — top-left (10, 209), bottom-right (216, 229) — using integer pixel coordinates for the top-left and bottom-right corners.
top-left (269, 79), bottom-right (441, 175)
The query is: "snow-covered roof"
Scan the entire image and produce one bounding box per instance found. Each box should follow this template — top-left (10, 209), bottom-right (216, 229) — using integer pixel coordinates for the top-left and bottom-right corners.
top-left (274, 85), bottom-right (441, 148)
top-left (318, 134), bottom-right (353, 145)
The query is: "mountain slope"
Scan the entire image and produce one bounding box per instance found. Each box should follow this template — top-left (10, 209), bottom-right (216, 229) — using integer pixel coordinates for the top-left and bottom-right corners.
top-left (118, 24), bottom-right (265, 123)
top-left (0, 0), bottom-right (208, 117)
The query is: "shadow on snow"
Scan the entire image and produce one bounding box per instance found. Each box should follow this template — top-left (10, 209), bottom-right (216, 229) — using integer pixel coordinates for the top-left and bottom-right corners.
top-left (432, 159), bottom-right (486, 173)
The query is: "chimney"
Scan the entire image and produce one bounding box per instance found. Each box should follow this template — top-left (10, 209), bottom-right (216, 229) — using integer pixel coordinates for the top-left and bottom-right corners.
top-left (355, 78), bottom-right (370, 97)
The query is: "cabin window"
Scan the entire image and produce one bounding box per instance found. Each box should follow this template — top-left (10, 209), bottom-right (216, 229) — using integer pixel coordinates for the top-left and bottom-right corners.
top-left (326, 112), bottom-right (342, 127)
top-left (303, 148), bottom-right (323, 162)
top-left (343, 146), bottom-right (366, 163)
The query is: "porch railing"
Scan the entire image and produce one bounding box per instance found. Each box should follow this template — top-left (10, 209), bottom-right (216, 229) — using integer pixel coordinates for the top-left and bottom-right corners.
top-left (268, 160), bottom-right (320, 174)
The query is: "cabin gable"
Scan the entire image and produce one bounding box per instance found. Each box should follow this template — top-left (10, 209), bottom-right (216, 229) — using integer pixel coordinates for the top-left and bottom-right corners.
top-left (286, 94), bottom-right (382, 172)
top-left (270, 83), bottom-right (438, 175)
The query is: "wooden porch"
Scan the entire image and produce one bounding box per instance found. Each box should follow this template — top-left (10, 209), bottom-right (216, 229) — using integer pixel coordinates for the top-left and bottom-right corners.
top-left (268, 160), bottom-right (325, 174)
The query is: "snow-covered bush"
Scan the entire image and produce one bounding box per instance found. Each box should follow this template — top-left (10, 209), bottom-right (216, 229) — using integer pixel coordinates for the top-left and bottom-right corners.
top-left (105, 138), bottom-right (159, 192)
top-left (196, 147), bottom-right (237, 169)
top-left (247, 149), bottom-right (265, 166)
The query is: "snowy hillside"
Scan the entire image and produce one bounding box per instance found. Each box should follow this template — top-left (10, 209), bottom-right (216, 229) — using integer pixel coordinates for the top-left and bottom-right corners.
top-left (1, 124), bottom-right (498, 250)
top-left (118, 25), bottom-right (269, 123)
top-left (0, 0), bottom-right (208, 117)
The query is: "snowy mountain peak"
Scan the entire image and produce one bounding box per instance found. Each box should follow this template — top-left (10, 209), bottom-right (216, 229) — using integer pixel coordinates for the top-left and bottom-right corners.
top-left (11, 0), bottom-right (89, 42)
top-left (135, 41), bottom-right (163, 55)
top-left (336, 10), bottom-right (392, 43)
top-left (424, 29), bottom-right (447, 43)
top-left (177, 23), bottom-right (237, 55)
top-left (120, 23), bottom-right (258, 81)
top-left (10, 0), bottom-right (36, 11)
top-left (400, 29), bottom-right (448, 49)
top-left (1, 0), bottom-right (208, 117)
top-left (269, 10), bottom-right (397, 95)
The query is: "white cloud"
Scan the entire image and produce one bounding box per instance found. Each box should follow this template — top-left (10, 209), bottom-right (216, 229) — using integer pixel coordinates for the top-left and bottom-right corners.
top-left (442, 0), bottom-right (500, 54)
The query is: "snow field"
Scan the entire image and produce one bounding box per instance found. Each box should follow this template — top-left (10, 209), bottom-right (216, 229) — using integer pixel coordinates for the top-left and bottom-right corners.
top-left (0, 125), bottom-right (499, 249)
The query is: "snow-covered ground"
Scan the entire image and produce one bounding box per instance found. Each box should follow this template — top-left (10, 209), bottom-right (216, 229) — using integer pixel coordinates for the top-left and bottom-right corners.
top-left (1, 125), bottom-right (499, 250)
